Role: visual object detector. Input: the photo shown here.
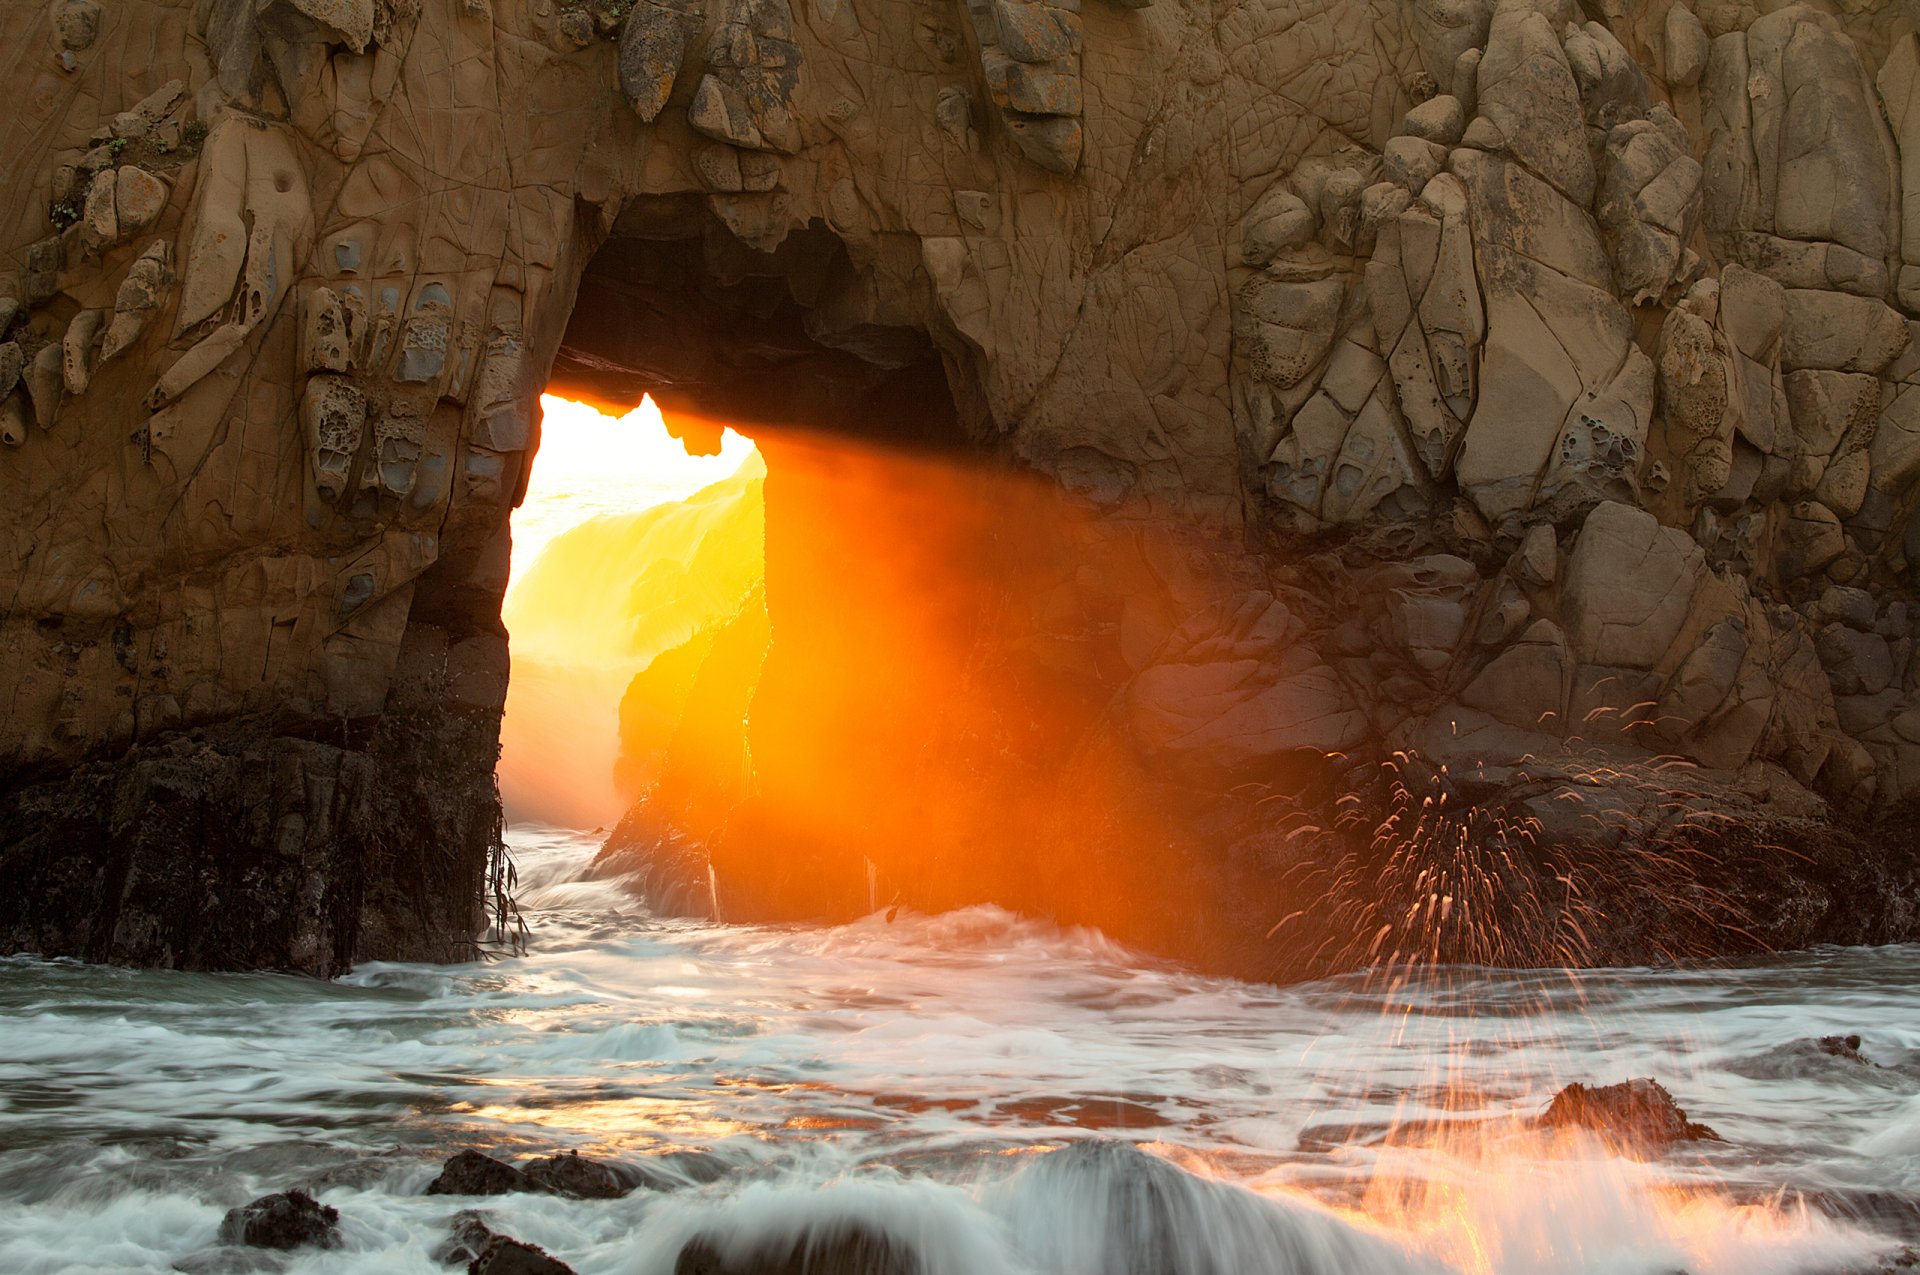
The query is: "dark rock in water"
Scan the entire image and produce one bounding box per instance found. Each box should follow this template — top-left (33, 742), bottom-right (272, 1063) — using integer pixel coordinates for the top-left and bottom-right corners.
top-left (1538, 1079), bottom-right (1718, 1151)
top-left (427, 1146), bottom-right (713, 1200)
top-left (432, 1210), bottom-right (500, 1266)
top-left (470, 1236), bottom-right (577, 1275)
top-left (427, 1150), bottom-right (546, 1197)
top-left (523, 1149), bottom-right (631, 1199)
top-left (674, 1223), bottom-right (921, 1275)
top-left (1726, 1034), bottom-right (1894, 1081)
top-left (1820, 1034), bottom-right (1870, 1063)
top-left (216, 1188), bottom-right (341, 1250)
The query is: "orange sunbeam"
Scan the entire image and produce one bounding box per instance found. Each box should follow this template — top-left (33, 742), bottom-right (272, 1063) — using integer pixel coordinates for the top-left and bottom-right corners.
top-left (497, 394), bottom-right (761, 831)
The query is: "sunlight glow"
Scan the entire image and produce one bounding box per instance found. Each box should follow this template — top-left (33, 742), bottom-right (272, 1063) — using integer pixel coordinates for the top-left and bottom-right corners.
top-left (510, 394), bottom-right (757, 595)
top-left (498, 394), bottom-right (763, 830)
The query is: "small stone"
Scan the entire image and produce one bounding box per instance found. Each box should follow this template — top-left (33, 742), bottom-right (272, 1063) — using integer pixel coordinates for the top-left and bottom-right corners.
top-left (114, 167), bottom-right (168, 235)
top-left (80, 172), bottom-right (117, 252)
top-left (1817, 1033), bottom-right (1867, 1063)
top-left (934, 87), bottom-right (974, 148)
top-left (981, 49), bottom-right (1081, 116)
top-left (687, 74), bottom-right (761, 148)
top-left (1400, 94), bottom-right (1465, 146)
top-left (739, 151), bottom-right (781, 192)
top-left (1003, 111), bottom-right (1081, 175)
top-left (27, 344), bottom-right (62, 428)
top-left (217, 1189), bottom-right (342, 1250)
top-left (0, 392), bottom-right (26, 446)
top-left (129, 78), bottom-right (187, 124)
top-left (62, 308), bottom-right (104, 395)
top-left (1819, 586), bottom-right (1877, 631)
top-left (693, 144), bottom-right (745, 192)
top-left (51, 0), bottom-right (100, 50)
top-left (1382, 135), bottom-right (1445, 192)
top-left (1777, 501), bottom-right (1847, 582)
top-left (1460, 115), bottom-right (1503, 150)
top-left (555, 10), bottom-right (593, 49)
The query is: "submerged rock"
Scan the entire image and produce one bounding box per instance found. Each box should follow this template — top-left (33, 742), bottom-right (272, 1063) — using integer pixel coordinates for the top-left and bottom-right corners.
top-left (172, 1251), bottom-right (293, 1274)
top-left (674, 1224), bottom-right (920, 1275)
top-left (1538, 1078), bottom-right (1719, 1152)
top-left (1723, 1034), bottom-right (1905, 1083)
top-left (433, 1210), bottom-right (500, 1265)
top-left (216, 1188), bottom-right (341, 1250)
top-left (1819, 1034), bottom-right (1871, 1063)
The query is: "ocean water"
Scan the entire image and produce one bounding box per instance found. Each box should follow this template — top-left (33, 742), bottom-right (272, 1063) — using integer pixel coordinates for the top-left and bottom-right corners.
top-left (1, 826), bottom-right (1915, 1274)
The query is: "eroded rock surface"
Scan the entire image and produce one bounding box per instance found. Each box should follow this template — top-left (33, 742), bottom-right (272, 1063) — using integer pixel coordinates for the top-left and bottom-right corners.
top-left (2, 0), bottom-right (1920, 976)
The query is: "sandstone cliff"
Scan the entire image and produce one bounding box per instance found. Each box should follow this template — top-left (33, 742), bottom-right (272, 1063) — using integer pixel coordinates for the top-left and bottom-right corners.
top-left (2, 0), bottom-right (1918, 973)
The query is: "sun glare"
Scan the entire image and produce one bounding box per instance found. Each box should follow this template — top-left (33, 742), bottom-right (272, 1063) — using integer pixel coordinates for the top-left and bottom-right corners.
top-left (498, 393), bottom-right (763, 831)
top-left (510, 394), bottom-right (757, 591)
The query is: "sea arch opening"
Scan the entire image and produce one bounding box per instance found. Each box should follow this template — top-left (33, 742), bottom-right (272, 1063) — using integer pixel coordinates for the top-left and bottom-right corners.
top-left (498, 203), bottom-right (1036, 908)
top-left (494, 203), bottom-right (1245, 960)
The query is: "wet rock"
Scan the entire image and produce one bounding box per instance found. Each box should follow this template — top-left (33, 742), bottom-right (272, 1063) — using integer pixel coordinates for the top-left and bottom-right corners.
top-left (1819, 1033), bottom-right (1869, 1062)
top-left (216, 1188), bottom-right (342, 1250)
top-left (675, 1223), bottom-right (920, 1275)
top-left (1537, 1078), bottom-right (1719, 1152)
top-left (433, 1210), bottom-right (500, 1265)
top-left (1726, 1034), bottom-right (1887, 1081)
top-left (523, 1149), bottom-right (631, 1199)
top-left (472, 1236), bottom-right (577, 1275)
top-left (426, 1150), bottom-right (545, 1196)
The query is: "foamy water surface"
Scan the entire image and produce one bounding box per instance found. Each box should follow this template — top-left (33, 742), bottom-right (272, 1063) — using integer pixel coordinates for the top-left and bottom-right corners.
top-left (1, 827), bottom-right (1916, 1274)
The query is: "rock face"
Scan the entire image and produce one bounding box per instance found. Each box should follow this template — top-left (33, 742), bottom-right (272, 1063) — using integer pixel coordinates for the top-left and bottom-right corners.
top-left (2, 0), bottom-right (1920, 976)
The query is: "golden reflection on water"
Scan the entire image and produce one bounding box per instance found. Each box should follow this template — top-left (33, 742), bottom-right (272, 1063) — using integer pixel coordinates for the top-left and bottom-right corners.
top-left (452, 1094), bottom-right (764, 1147)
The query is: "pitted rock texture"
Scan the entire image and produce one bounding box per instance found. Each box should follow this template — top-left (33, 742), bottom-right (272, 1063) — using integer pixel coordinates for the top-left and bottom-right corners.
top-left (2, 0), bottom-right (1920, 973)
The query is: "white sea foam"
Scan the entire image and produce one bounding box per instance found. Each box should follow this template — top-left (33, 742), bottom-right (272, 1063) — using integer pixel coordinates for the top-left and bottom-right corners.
top-left (0, 825), bottom-right (1913, 1273)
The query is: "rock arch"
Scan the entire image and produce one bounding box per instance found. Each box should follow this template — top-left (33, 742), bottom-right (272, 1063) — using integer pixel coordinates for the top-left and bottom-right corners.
top-left (3, 0), bottom-right (1920, 974)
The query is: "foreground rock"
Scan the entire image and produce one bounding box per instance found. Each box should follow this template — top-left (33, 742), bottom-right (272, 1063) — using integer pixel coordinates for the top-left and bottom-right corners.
top-left (1538, 1079), bottom-right (1719, 1153)
top-left (471, 1236), bottom-right (577, 1275)
top-left (675, 1225), bottom-right (919, 1275)
top-left (216, 1189), bottom-right (341, 1250)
